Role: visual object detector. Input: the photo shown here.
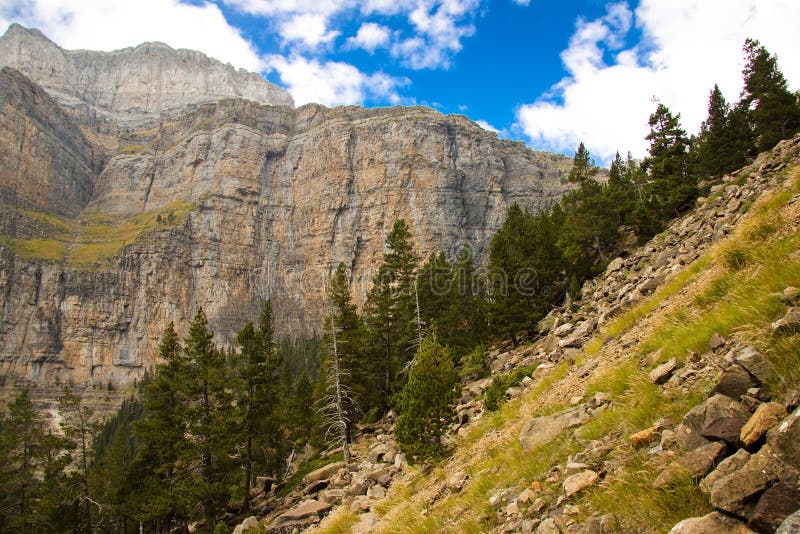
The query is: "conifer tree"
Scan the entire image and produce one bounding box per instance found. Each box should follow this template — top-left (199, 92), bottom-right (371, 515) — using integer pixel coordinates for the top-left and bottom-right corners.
top-left (234, 300), bottom-right (280, 513)
top-left (363, 219), bottom-right (418, 410)
top-left (394, 332), bottom-right (457, 463)
top-left (568, 141), bottom-right (598, 183)
top-left (642, 103), bottom-right (695, 219)
top-left (741, 38), bottom-right (800, 152)
top-left (318, 314), bottom-right (356, 465)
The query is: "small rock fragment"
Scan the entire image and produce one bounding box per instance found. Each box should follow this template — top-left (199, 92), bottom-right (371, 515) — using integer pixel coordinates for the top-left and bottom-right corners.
top-left (563, 470), bottom-right (599, 497)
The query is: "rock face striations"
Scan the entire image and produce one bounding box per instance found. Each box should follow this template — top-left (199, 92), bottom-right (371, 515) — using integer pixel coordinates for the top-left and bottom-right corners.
top-left (0, 23), bottom-right (294, 125)
top-left (0, 25), bottom-right (573, 388)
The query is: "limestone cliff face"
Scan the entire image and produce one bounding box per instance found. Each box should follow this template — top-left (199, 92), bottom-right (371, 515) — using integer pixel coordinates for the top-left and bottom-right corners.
top-left (0, 67), bottom-right (97, 217)
top-left (0, 23), bottom-right (294, 125)
top-left (0, 27), bottom-right (573, 388)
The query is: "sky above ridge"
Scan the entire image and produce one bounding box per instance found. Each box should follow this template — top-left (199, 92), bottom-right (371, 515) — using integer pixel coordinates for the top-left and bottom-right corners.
top-left (2, 0), bottom-right (799, 164)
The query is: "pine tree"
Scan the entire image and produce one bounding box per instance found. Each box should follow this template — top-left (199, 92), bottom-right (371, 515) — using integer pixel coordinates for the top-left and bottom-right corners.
top-left (642, 103), bottom-right (695, 219)
top-left (394, 332), bottom-right (457, 463)
top-left (741, 38), bottom-right (800, 152)
top-left (181, 308), bottom-right (233, 532)
top-left (0, 389), bottom-right (47, 531)
top-left (318, 314), bottom-right (356, 465)
top-left (695, 84), bottom-right (753, 178)
top-left (363, 219), bottom-right (418, 410)
top-left (58, 387), bottom-right (102, 533)
top-left (568, 141), bottom-right (598, 183)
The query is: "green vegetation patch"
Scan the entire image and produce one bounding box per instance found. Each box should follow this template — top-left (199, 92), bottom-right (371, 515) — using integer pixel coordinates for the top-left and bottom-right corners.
top-left (0, 237), bottom-right (66, 261)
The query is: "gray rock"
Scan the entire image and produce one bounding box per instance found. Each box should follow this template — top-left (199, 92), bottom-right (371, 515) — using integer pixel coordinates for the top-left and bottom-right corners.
top-left (712, 365), bottom-right (759, 399)
top-left (772, 307), bottom-right (800, 332)
top-left (654, 441), bottom-right (725, 488)
top-left (563, 470), bottom-right (599, 496)
top-left (677, 394), bottom-right (752, 450)
top-left (519, 405), bottom-right (591, 450)
top-left (748, 482), bottom-right (800, 534)
top-left (701, 448), bottom-right (751, 495)
top-left (302, 461), bottom-right (346, 485)
top-left (605, 257), bottom-right (624, 274)
top-left (669, 512), bottom-right (757, 533)
top-left (269, 499), bottom-right (332, 528)
top-left (710, 467), bottom-right (775, 517)
top-left (735, 347), bottom-right (779, 386)
top-left (777, 509), bottom-right (800, 533)
top-left (701, 414), bottom-right (749, 448)
top-left (767, 408), bottom-right (800, 472)
top-left (709, 333), bottom-right (726, 351)
top-left (232, 516), bottom-right (259, 534)
top-left (649, 358), bottom-right (680, 384)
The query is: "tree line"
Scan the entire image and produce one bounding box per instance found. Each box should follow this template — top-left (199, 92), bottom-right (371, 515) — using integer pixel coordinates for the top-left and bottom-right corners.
top-left (1, 38), bottom-right (798, 533)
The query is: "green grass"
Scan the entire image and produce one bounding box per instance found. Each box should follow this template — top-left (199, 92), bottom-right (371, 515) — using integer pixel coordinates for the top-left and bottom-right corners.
top-left (118, 144), bottom-right (146, 154)
top-left (0, 237), bottom-right (66, 261)
top-left (314, 509), bottom-right (360, 534)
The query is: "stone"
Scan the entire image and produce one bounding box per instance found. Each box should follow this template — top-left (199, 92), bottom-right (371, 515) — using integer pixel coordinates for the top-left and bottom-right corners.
top-left (506, 501), bottom-right (520, 515)
top-left (701, 448), bottom-right (751, 495)
top-left (302, 462), bottom-right (346, 485)
top-left (367, 443), bottom-right (395, 463)
top-left (712, 365), bottom-right (759, 399)
top-left (270, 499), bottom-right (332, 528)
top-left (519, 406), bottom-right (591, 450)
top-left (677, 394), bottom-right (752, 451)
top-left (232, 516), bottom-right (260, 534)
top-left (630, 425), bottom-right (662, 448)
top-left (777, 509), bottom-right (800, 533)
top-left (701, 414), bottom-right (749, 447)
top-left (563, 470), bottom-right (600, 497)
top-left (518, 488), bottom-right (536, 505)
top-left (566, 462), bottom-right (590, 475)
top-left (741, 402), bottom-right (788, 447)
top-left (606, 257), bottom-right (624, 274)
top-left (649, 358), bottom-right (680, 384)
top-left (748, 483), bottom-right (800, 533)
top-left (780, 286), bottom-right (800, 303)
top-left (709, 333), bottom-right (726, 351)
top-left (669, 512), bottom-right (758, 533)
top-left (654, 441), bottom-right (725, 488)
top-left (366, 485), bottom-right (386, 499)
top-left (735, 347), bottom-right (779, 386)
top-left (767, 408), bottom-right (800, 471)
top-left (554, 323), bottom-right (575, 337)
top-left (447, 470), bottom-right (469, 493)
top-left (710, 468), bottom-right (776, 517)
top-left (536, 518), bottom-right (562, 534)
top-left (772, 307), bottom-right (800, 332)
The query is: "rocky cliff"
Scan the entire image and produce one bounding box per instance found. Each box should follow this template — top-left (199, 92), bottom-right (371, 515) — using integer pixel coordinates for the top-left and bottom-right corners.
top-left (0, 26), bottom-right (573, 388)
top-left (0, 23), bottom-right (294, 125)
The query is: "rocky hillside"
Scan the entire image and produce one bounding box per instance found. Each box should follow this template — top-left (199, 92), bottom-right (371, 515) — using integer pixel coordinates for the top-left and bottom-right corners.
top-left (0, 26), bottom-right (573, 390)
top-left (273, 135), bottom-right (800, 533)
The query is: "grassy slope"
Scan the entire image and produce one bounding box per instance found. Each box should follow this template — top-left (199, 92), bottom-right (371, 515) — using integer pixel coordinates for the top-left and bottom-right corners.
top-left (0, 200), bottom-right (194, 269)
top-left (315, 164), bottom-right (800, 534)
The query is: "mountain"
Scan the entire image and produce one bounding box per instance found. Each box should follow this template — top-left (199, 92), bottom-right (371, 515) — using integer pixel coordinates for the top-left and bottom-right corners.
top-left (0, 25), bottom-right (573, 388)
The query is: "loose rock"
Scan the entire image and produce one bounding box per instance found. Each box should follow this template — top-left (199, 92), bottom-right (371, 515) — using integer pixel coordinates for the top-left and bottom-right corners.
top-left (563, 470), bottom-right (600, 497)
top-left (741, 402), bottom-right (788, 447)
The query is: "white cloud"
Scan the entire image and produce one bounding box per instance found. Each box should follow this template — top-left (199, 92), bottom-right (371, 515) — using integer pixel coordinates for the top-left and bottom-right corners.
top-left (265, 54), bottom-right (408, 106)
top-left (226, 0), bottom-right (483, 70)
top-left (475, 119), bottom-right (499, 133)
top-left (279, 13), bottom-right (339, 48)
top-left (346, 22), bottom-right (391, 52)
top-left (511, 0), bottom-right (529, 6)
top-left (516, 0), bottom-right (800, 164)
top-left (1, 0), bottom-right (264, 71)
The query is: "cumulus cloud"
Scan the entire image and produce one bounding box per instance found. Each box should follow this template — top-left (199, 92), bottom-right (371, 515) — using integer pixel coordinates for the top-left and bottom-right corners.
top-left (475, 119), bottom-right (499, 134)
top-left (279, 13), bottom-right (339, 48)
top-left (1, 0), bottom-right (264, 71)
top-left (516, 0), bottom-right (800, 164)
top-left (265, 54), bottom-right (408, 106)
top-left (346, 22), bottom-right (391, 53)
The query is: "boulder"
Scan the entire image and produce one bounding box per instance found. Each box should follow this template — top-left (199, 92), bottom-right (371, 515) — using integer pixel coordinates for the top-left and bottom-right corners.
top-left (701, 448), bottom-right (751, 495)
top-left (710, 468), bottom-right (775, 517)
top-left (269, 499), bottom-right (332, 529)
top-left (536, 517), bottom-right (562, 534)
top-left (606, 257), bottom-right (624, 274)
top-left (677, 394), bottom-right (751, 451)
top-left (701, 414), bottom-right (749, 448)
top-left (712, 365), bottom-right (759, 399)
top-left (748, 483), bottom-right (800, 534)
top-left (734, 347), bottom-right (778, 386)
top-left (772, 307), bottom-right (800, 332)
top-left (709, 333), bottom-right (726, 351)
top-left (654, 441), bottom-right (725, 488)
top-left (563, 470), bottom-right (600, 497)
top-left (669, 512), bottom-right (757, 533)
top-left (232, 516), bottom-right (259, 534)
top-left (366, 484), bottom-right (386, 499)
top-left (302, 461), bottom-right (346, 485)
top-left (554, 323), bottom-right (575, 337)
top-left (566, 462), bottom-right (590, 475)
top-left (766, 408), bottom-right (800, 471)
top-left (741, 402), bottom-right (788, 447)
top-left (519, 406), bottom-right (590, 450)
top-left (447, 470), bottom-right (469, 493)
top-left (649, 358), bottom-right (680, 385)
top-left (777, 509), bottom-right (800, 533)
top-left (367, 443), bottom-right (395, 463)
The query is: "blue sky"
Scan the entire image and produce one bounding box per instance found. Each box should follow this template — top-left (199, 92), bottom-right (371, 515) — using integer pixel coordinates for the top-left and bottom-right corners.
top-left (2, 1), bottom-right (799, 164)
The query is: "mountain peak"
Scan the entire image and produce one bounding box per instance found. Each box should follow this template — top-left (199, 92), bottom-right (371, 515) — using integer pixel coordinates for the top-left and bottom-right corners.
top-left (0, 24), bottom-right (294, 122)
